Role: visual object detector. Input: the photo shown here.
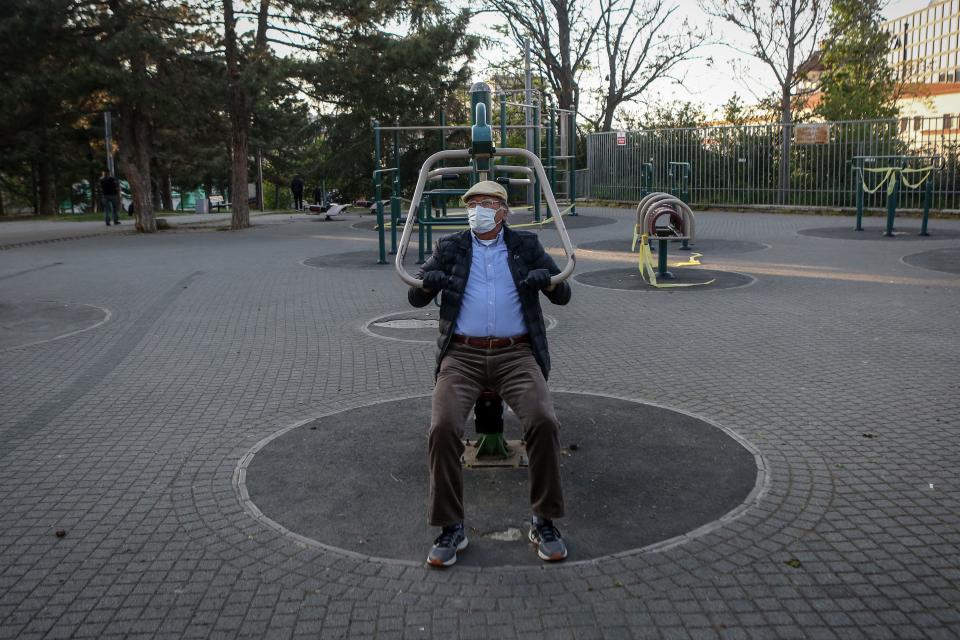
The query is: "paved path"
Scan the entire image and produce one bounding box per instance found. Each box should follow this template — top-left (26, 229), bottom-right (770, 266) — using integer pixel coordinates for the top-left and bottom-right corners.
top-left (0, 211), bottom-right (300, 250)
top-left (0, 208), bottom-right (958, 639)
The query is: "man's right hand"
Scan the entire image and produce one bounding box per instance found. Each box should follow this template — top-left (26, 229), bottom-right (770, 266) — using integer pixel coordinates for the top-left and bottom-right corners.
top-left (422, 271), bottom-right (448, 291)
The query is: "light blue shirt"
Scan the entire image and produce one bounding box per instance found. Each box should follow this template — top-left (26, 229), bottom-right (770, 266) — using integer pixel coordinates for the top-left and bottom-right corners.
top-left (454, 230), bottom-right (526, 338)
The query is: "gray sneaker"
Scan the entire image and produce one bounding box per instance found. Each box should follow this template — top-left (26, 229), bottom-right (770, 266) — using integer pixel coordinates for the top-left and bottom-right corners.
top-left (427, 523), bottom-right (468, 567)
top-left (529, 516), bottom-right (568, 561)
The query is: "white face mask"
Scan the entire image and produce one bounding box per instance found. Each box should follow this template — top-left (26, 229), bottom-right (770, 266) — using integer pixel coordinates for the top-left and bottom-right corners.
top-left (467, 206), bottom-right (499, 234)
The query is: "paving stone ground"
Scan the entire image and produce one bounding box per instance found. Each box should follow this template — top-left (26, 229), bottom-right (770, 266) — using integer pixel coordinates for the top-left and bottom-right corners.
top-left (1, 207), bottom-right (959, 639)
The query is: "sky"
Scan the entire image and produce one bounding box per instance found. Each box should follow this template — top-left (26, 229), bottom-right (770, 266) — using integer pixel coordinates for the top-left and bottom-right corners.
top-left (471, 0), bottom-right (937, 121)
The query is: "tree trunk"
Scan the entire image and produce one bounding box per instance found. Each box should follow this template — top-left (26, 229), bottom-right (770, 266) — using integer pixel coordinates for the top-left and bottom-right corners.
top-left (37, 153), bottom-right (54, 216)
top-left (223, 0), bottom-right (250, 230)
top-left (161, 173), bottom-right (173, 210)
top-left (117, 103), bottom-right (157, 232)
top-left (90, 170), bottom-right (100, 213)
top-left (779, 89), bottom-right (792, 205)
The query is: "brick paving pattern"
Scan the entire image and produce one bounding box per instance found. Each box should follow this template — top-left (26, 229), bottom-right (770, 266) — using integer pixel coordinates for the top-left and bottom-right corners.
top-left (1, 208), bottom-right (958, 638)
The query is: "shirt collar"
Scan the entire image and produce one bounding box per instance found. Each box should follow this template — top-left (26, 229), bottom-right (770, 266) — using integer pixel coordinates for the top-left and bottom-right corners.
top-left (472, 227), bottom-right (504, 247)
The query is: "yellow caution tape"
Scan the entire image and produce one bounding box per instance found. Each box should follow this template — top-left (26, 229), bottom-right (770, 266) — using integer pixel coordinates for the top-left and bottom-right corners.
top-left (900, 166), bottom-right (934, 189)
top-left (670, 253), bottom-right (703, 267)
top-left (859, 165), bottom-right (936, 195)
top-left (637, 234), bottom-right (715, 288)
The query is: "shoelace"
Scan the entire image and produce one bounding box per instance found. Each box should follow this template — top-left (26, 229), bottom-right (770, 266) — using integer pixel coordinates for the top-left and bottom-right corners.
top-left (536, 522), bottom-right (561, 542)
top-left (434, 527), bottom-right (462, 548)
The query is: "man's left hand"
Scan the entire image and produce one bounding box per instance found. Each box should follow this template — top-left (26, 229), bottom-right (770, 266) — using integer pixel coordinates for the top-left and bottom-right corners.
top-left (522, 269), bottom-right (553, 291)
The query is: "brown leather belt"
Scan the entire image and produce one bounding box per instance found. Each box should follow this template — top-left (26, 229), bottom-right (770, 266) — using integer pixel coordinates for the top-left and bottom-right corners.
top-left (452, 334), bottom-right (530, 349)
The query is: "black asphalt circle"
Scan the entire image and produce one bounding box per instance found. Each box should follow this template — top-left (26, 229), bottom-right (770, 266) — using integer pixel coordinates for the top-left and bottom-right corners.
top-left (351, 214), bottom-right (617, 233)
top-left (902, 247), bottom-right (960, 275)
top-left (0, 301), bottom-right (108, 350)
top-left (241, 393), bottom-right (760, 567)
top-left (579, 238), bottom-right (768, 255)
top-left (575, 267), bottom-right (754, 291)
top-left (798, 225), bottom-right (960, 240)
top-left (364, 309), bottom-right (557, 343)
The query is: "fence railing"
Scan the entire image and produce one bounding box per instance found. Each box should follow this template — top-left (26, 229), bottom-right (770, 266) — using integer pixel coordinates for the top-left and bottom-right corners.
top-left (584, 118), bottom-right (960, 211)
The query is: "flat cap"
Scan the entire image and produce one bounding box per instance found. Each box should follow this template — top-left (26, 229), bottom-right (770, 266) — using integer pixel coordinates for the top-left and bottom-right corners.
top-left (462, 180), bottom-right (508, 204)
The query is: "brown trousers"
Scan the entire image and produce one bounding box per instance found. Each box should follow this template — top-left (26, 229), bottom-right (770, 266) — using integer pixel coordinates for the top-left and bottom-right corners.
top-left (428, 341), bottom-right (564, 527)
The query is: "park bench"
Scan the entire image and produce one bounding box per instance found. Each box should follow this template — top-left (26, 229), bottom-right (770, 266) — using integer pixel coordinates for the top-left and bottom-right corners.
top-left (208, 195), bottom-right (231, 212)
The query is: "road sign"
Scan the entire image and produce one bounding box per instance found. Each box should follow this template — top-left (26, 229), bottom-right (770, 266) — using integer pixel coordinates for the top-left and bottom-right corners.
top-left (616, 131), bottom-right (627, 146)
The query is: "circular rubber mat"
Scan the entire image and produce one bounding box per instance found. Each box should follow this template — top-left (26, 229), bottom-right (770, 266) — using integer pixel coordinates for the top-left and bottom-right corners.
top-left (798, 226), bottom-right (960, 241)
top-left (579, 238), bottom-right (767, 256)
top-left (575, 267), bottom-right (754, 292)
top-left (902, 247), bottom-right (960, 275)
top-left (240, 393), bottom-right (760, 567)
top-left (0, 301), bottom-right (108, 350)
top-left (364, 309), bottom-right (558, 343)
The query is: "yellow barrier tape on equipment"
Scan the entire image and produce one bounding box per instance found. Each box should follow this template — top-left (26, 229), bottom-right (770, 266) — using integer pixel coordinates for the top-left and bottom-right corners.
top-left (859, 166), bottom-right (936, 195)
top-left (637, 234), bottom-right (715, 288)
top-left (671, 253), bottom-right (703, 267)
top-left (900, 166), bottom-right (935, 189)
top-left (860, 167), bottom-right (895, 195)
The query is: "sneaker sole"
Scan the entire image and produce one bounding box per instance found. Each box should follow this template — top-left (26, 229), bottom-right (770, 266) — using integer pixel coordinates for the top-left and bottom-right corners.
top-left (528, 529), bottom-right (568, 561)
top-left (426, 537), bottom-right (468, 568)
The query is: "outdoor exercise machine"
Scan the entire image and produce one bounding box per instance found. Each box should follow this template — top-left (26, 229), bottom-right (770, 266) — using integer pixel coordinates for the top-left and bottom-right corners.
top-left (372, 84), bottom-right (578, 264)
top-left (852, 155), bottom-right (944, 237)
top-left (394, 83), bottom-right (577, 463)
top-left (632, 192), bottom-right (709, 288)
top-left (637, 161), bottom-right (693, 250)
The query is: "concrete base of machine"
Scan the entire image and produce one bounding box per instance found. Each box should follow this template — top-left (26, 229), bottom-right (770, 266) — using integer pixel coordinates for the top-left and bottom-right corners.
top-left (0, 301), bottom-right (108, 350)
top-left (798, 226), bottom-right (960, 241)
top-left (902, 247), bottom-right (960, 274)
top-left (240, 393), bottom-right (761, 567)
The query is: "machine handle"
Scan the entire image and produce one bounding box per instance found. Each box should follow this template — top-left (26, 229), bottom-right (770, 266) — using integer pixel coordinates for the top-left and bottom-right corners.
top-left (395, 147), bottom-right (577, 289)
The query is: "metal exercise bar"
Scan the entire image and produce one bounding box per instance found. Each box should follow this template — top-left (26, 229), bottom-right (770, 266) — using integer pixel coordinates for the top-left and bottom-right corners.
top-left (395, 148), bottom-right (576, 289)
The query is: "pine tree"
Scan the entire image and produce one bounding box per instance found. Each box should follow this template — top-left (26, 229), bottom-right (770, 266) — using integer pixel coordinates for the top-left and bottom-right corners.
top-left (816, 0), bottom-right (899, 121)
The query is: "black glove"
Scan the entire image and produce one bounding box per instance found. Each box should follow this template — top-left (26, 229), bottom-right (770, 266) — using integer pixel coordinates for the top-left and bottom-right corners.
top-left (421, 270), bottom-right (448, 291)
top-left (522, 269), bottom-right (552, 291)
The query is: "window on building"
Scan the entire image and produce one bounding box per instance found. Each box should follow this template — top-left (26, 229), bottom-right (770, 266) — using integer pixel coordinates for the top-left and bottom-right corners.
top-left (900, 117), bottom-right (909, 132)
top-left (914, 116), bottom-right (923, 131)
top-left (944, 114), bottom-right (952, 130)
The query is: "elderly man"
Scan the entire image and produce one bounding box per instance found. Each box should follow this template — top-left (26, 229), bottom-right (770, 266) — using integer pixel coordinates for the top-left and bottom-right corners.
top-left (408, 180), bottom-right (572, 567)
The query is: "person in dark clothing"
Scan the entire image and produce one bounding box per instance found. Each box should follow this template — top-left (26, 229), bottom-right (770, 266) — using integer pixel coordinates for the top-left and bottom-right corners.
top-left (99, 172), bottom-right (120, 226)
top-left (407, 180), bottom-right (572, 567)
top-left (291, 176), bottom-right (305, 211)
top-left (312, 185), bottom-right (324, 207)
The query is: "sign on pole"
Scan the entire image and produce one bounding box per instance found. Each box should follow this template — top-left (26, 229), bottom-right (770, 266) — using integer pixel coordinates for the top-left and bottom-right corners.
top-left (616, 130), bottom-right (627, 146)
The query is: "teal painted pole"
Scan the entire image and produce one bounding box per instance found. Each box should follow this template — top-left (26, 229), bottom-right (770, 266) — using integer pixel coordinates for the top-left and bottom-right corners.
top-left (390, 172), bottom-right (400, 255)
top-left (920, 174), bottom-right (933, 236)
top-left (547, 105), bottom-right (556, 214)
top-left (657, 238), bottom-right (672, 278)
top-left (569, 103), bottom-right (578, 215)
top-left (417, 199), bottom-right (426, 264)
top-left (500, 93), bottom-right (507, 165)
top-left (534, 102), bottom-right (541, 222)
top-left (391, 129), bottom-right (400, 254)
top-left (884, 171), bottom-right (899, 237)
top-left (855, 168), bottom-right (864, 231)
top-left (374, 121), bottom-right (386, 264)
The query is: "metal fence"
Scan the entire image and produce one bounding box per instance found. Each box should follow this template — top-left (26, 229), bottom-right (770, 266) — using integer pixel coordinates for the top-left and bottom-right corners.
top-left (584, 118), bottom-right (960, 211)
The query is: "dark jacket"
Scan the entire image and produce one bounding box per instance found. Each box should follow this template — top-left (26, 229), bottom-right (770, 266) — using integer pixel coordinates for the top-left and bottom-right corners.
top-left (408, 225), bottom-right (572, 380)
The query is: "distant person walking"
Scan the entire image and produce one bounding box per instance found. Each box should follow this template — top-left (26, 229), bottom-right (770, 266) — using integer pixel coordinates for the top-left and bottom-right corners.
top-left (313, 184), bottom-right (324, 206)
top-left (291, 176), bottom-right (305, 211)
top-left (99, 172), bottom-right (120, 226)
